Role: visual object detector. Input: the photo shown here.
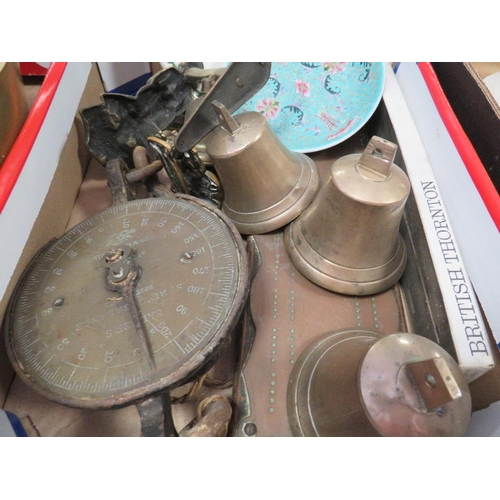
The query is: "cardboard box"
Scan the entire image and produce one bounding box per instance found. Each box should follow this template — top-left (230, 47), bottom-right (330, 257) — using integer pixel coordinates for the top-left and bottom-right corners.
top-left (0, 62), bottom-right (498, 436)
top-left (97, 62), bottom-right (152, 94)
top-left (0, 63), bottom-right (29, 168)
top-left (19, 63), bottom-right (50, 77)
top-left (0, 63), bottom-right (104, 405)
top-left (432, 62), bottom-right (500, 197)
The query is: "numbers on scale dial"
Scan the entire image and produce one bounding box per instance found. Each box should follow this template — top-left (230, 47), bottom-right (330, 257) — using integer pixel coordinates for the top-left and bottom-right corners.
top-left (8, 198), bottom-right (244, 405)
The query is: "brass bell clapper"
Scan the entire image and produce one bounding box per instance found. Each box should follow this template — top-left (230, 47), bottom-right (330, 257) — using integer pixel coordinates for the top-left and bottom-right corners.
top-left (206, 101), bottom-right (320, 235)
top-left (284, 136), bottom-right (411, 295)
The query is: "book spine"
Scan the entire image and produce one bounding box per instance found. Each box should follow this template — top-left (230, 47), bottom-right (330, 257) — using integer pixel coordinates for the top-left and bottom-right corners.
top-left (384, 63), bottom-right (495, 382)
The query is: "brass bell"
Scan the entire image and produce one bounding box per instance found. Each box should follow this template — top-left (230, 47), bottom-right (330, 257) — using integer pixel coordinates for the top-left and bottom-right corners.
top-left (205, 101), bottom-right (320, 235)
top-left (287, 331), bottom-right (472, 437)
top-left (284, 136), bottom-right (410, 295)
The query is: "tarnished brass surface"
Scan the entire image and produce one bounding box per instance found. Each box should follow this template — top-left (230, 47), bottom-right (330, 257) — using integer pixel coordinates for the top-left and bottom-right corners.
top-left (285, 136), bottom-right (410, 295)
top-left (206, 108), bottom-right (320, 234)
top-left (2, 160), bottom-right (247, 436)
top-left (287, 330), bottom-right (384, 437)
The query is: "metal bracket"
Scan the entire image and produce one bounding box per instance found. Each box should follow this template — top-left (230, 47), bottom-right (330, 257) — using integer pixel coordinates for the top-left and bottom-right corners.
top-left (175, 62), bottom-right (272, 153)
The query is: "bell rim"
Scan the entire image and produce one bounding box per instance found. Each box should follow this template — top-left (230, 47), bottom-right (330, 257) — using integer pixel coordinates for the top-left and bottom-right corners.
top-left (223, 155), bottom-right (320, 235)
top-left (284, 222), bottom-right (407, 295)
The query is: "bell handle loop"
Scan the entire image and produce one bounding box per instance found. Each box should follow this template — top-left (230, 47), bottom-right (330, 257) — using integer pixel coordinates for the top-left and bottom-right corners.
top-left (212, 100), bottom-right (241, 135)
top-left (404, 357), bottom-right (462, 413)
top-left (356, 136), bottom-right (397, 180)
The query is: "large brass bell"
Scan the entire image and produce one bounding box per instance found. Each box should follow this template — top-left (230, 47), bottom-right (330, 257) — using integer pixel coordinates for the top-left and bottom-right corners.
top-left (287, 331), bottom-right (472, 437)
top-left (284, 136), bottom-right (410, 295)
top-left (205, 101), bottom-right (320, 235)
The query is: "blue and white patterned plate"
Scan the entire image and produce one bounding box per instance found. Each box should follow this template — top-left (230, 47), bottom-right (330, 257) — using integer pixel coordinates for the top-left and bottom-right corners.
top-left (233, 62), bottom-right (386, 153)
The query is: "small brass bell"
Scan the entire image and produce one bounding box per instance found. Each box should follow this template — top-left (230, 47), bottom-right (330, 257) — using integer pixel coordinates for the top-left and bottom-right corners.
top-left (284, 136), bottom-right (410, 295)
top-left (205, 101), bottom-right (320, 235)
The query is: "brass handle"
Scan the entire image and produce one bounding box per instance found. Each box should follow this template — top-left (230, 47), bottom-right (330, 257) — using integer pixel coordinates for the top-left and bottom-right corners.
top-left (356, 135), bottom-right (397, 180)
top-left (404, 357), bottom-right (462, 413)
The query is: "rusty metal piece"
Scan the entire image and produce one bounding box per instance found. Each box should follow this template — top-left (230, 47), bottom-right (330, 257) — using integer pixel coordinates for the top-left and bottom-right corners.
top-left (108, 146), bottom-right (173, 201)
top-left (106, 158), bottom-right (135, 204)
top-left (132, 146), bottom-right (151, 170)
top-left (131, 145), bottom-right (174, 199)
top-left (180, 395), bottom-right (232, 437)
top-left (130, 145), bottom-right (162, 183)
top-left (132, 144), bottom-right (152, 170)
top-left (126, 160), bottom-right (162, 183)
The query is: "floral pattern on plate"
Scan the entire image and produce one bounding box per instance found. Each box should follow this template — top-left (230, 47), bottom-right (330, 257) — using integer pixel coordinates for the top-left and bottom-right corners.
top-left (234, 62), bottom-right (385, 153)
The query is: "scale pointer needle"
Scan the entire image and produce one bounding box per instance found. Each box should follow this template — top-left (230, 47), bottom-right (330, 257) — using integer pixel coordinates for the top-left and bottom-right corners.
top-left (103, 246), bottom-right (156, 371)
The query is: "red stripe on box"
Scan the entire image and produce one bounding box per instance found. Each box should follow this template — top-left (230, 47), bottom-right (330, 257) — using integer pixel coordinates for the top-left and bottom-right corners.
top-left (0, 62), bottom-right (67, 213)
top-left (418, 62), bottom-right (500, 231)
top-left (19, 63), bottom-right (49, 76)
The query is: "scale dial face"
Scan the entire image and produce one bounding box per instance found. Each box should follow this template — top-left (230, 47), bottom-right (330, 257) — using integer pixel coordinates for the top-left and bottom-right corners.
top-left (5, 196), bottom-right (248, 409)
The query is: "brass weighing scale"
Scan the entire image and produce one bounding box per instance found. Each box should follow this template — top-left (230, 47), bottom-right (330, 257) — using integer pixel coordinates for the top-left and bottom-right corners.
top-left (3, 165), bottom-right (250, 436)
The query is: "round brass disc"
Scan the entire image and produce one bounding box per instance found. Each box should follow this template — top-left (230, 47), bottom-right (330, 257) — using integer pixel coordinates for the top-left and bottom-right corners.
top-left (287, 329), bottom-right (383, 437)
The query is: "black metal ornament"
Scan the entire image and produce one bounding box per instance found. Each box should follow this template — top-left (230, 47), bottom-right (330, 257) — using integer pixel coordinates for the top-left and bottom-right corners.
top-left (80, 66), bottom-right (194, 169)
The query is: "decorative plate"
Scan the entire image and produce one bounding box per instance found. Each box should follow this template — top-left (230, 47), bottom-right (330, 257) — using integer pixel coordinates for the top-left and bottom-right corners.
top-left (234, 62), bottom-right (386, 153)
